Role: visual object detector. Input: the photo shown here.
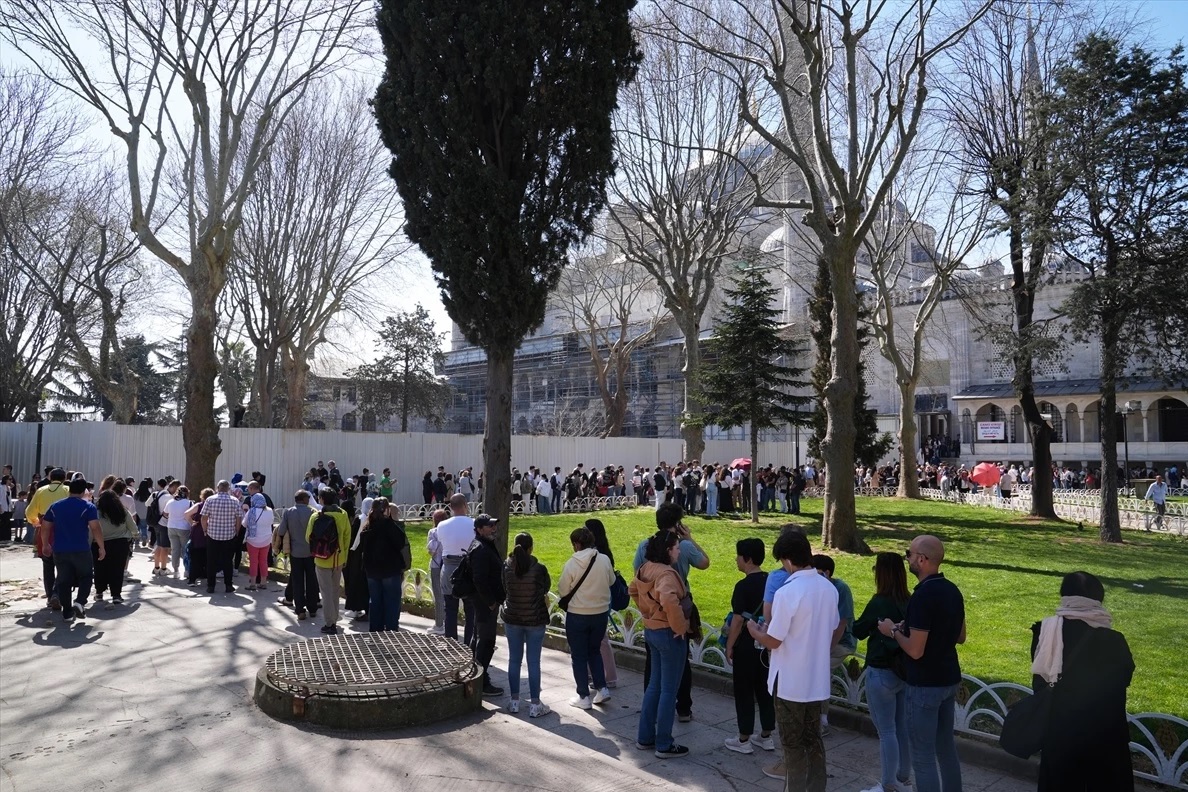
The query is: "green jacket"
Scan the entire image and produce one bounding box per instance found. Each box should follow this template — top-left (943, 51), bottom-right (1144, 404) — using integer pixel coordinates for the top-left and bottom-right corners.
top-left (305, 506), bottom-right (352, 570)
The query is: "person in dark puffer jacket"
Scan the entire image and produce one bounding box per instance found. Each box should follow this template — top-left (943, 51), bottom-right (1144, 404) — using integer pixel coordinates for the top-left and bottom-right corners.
top-left (501, 532), bottom-right (552, 718)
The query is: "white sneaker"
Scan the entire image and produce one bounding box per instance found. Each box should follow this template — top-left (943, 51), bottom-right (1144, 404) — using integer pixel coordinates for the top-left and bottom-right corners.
top-left (508, 699), bottom-right (520, 714)
top-left (569, 695), bottom-right (592, 710)
top-left (724, 737), bottom-right (754, 754)
top-left (859, 785), bottom-right (892, 792)
top-left (592, 687), bottom-right (612, 705)
top-left (428, 626), bottom-right (445, 635)
top-left (528, 702), bottom-right (551, 718)
top-left (751, 734), bottom-right (776, 751)
top-left (819, 721), bottom-right (831, 736)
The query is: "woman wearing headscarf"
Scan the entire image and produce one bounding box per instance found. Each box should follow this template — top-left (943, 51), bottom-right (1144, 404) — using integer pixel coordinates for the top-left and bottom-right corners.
top-left (342, 491), bottom-right (370, 620)
top-left (241, 492), bottom-right (275, 591)
top-left (1029, 571), bottom-right (1134, 791)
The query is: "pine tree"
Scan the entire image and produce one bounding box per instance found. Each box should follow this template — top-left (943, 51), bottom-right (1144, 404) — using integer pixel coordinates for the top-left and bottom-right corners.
top-left (808, 258), bottom-right (893, 471)
top-left (698, 266), bottom-right (811, 522)
top-left (373, 0), bottom-right (640, 547)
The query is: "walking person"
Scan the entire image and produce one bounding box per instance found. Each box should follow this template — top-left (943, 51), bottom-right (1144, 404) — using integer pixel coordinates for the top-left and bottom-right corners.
top-left (853, 552), bottom-right (913, 792)
top-left (92, 489), bottom-right (136, 608)
top-left (1029, 572), bottom-right (1135, 791)
top-left (358, 498), bottom-right (411, 632)
top-left (28, 468), bottom-right (70, 611)
top-left (133, 478), bottom-right (152, 546)
top-left (723, 538), bottom-right (776, 756)
top-left (629, 530), bottom-right (691, 758)
top-left (558, 526), bottom-right (616, 710)
top-left (306, 487), bottom-right (352, 634)
top-left (878, 535), bottom-right (967, 792)
top-left (277, 490), bottom-right (320, 619)
top-left (502, 532), bottom-right (552, 717)
top-left (40, 478), bottom-right (106, 621)
top-left (748, 529), bottom-right (840, 792)
top-left (1144, 473), bottom-right (1169, 530)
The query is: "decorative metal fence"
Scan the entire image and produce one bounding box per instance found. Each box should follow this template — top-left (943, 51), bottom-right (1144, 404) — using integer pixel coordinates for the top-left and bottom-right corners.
top-left (398, 568), bottom-right (1187, 789)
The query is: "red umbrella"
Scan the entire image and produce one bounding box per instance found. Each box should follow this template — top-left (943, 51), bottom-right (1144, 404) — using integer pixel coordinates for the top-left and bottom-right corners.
top-left (970, 462), bottom-right (1001, 487)
top-left (731, 457), bottom-right (752, 470)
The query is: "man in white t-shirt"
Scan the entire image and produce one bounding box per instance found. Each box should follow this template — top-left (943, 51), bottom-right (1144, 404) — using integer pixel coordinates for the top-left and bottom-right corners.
top-left (535, 474), bottom-right (552, 515)
top-left (436, 494), bottom-right (476, 643)
top-left (748, 529), bottom-right (840, 791)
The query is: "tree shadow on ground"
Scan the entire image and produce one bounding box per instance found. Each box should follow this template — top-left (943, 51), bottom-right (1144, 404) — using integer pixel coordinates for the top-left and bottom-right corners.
top-left (943, 558), bottom-right (1188, 599)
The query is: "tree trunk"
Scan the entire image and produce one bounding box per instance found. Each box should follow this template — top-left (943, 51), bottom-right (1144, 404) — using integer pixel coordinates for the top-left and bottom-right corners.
top-left (896, 380), bottom-right (920, 498)
top-left (284, 353), bottom-right (310, 430)
top-left (183, 287), bottom-right (222, 490)
top-left (1098, 314), bottom-right (1123, 543)
top-left (821, 250), bottom-right (864, 552)
top-left (750, 425), bottom-right (759, 523)
top-left (483, 345), bottom-right (514, 558)
top-left (401, 348), bottom-right (411, 432)
top-left (679, 316), bottom-right (705, 461)
top-left (603, 354), bottom-right (629, 437)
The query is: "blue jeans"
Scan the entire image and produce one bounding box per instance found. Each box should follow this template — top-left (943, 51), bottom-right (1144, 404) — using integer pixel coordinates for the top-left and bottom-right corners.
top-left (54, 550), bottom-right (93, 608)
top-left (639, 628), bottom-right (686, 751)
top-left (706, 486), bottom-right (718, 516)
top-left (789, 489), bottom-right (801, 514)
top-left (536, 494), bottom-right (551, 514)
top-left (906, 683), bottom-right (962, 792)
top-left (505, 623), bottom-right (546, 700)
top-left (367, 575), bottom-right (403, 631)
top-left (867, 667), bottom-right (912, 788)
top-left (564, 611), bottom-right (608, 697)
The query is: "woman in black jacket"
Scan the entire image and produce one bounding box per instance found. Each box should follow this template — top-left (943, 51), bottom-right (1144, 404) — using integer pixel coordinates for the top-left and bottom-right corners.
top-left (358, 498), bottom-right (411, 632)
top-left (501, 532), bottom-right (552, 717)
top-left (1030, 571), bottom-right (1134, 792)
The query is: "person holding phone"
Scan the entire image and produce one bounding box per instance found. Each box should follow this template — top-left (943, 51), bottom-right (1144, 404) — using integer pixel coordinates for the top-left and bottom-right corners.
top-left (723, 538), bottom-right (775, 755)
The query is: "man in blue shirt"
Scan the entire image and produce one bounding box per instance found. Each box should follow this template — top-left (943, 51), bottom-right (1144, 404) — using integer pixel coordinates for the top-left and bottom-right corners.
top-left (40, 479), bottom-right (105, 621)
top-left (633, 502), bottom-right (710, 722)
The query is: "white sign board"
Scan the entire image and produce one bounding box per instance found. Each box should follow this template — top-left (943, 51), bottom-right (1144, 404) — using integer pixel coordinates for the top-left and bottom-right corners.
top-left (977, 421), bottom-right (1005, 441)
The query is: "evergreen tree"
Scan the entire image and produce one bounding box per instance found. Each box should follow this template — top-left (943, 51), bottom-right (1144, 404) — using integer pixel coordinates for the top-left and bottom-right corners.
top-left (349, 305), bottom-right (450, 433)
top-left (808, 258), bottom-right (893, 471)
top-left (698, 266), bottom-right (811, 522)
top-left (373, 0), bottom-right (639, 547)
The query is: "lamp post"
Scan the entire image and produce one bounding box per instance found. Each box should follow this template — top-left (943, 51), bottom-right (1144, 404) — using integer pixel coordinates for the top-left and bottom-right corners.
top-left (1119, 400), bottom-right (1140, 489)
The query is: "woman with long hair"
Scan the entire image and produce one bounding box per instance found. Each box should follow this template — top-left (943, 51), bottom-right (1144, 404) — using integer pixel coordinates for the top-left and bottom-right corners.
top-left (184, 488), bottom-right (213, 588)
top-left (629, 530), bottom-right (690, 758)
top-left (501, 532), bottom-right (552, 717)
top-left (358, 498), bottom-right (411, 632)
top-left (585, 518), bottom-right (619, 688)
top-left (853, 552), bottom-right (913, 792)
top-left (134, 478), bottom-right (152, 547)
top-left (93, 489), bottom-right (137, 607)
top-left (241, 493), bottom-right (275, 591)
top-left (163, 485), bottom-right (192, 579)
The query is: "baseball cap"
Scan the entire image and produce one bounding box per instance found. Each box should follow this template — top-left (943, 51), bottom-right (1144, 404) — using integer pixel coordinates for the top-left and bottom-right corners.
top-left (474, 514), bottom-right (499, 529)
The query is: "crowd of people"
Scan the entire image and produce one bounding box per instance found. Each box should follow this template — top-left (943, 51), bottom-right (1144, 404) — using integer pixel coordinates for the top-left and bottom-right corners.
top-left (11, 457), bottom-right (1141, 792)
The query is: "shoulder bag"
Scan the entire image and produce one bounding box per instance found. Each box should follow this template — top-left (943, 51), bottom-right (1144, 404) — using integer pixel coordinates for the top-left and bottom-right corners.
top-left (999, 629), bottom-right (1095, 759)
top-left (558, 555), bottom-right (596, 612)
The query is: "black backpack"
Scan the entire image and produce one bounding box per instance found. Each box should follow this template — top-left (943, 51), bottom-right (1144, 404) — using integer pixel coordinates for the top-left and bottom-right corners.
top-left (309, 507), bottom-right (341, 560)
top-left (449, 548), bottom-right (476, 599)
top-left (145, 491), bottom-right (164, 526)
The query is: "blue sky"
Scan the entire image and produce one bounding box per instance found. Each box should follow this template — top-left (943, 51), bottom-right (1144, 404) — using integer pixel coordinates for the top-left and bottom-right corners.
top-left (1145, 0), bottom-right (1188, 49)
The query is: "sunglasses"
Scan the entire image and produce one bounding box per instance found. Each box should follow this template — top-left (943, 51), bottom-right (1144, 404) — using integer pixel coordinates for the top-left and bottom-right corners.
top-left (905, 549), bottom-right (928, 561)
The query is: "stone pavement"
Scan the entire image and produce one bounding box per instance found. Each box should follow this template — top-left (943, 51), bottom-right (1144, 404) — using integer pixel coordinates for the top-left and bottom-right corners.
top-left (0, 544), bottom-right (1032, 792)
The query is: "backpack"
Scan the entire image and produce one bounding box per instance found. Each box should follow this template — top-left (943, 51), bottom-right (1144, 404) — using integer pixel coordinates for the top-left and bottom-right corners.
top-left (449, 548), bottom-right (477, 599)
top-left (145, 491), bottom-right (164, 527)
top-left (309, 507), bottom-right (341, 560)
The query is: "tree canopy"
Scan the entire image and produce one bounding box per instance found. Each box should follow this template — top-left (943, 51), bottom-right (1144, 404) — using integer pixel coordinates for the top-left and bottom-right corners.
top-left (350, 305), bottom-right (450, 433)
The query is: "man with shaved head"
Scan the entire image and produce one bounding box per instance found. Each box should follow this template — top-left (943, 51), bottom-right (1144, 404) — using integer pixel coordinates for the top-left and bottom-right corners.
top-left (878, 535), bottom-right (966, 792)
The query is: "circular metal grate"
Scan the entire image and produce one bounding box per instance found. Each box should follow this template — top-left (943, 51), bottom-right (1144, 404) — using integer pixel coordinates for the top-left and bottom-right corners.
top-left (265, 631), bottom-right (476, 700)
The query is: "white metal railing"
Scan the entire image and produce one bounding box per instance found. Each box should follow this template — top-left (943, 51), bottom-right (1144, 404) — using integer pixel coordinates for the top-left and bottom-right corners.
top-left (397, 569), bottom-right (1186, 789)
top-left (390, 495), bottom-right (636, 520)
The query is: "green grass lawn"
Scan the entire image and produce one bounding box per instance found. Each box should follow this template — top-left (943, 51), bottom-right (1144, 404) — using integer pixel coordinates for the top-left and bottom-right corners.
top-left (402, 497), bottom-right (1188, 717)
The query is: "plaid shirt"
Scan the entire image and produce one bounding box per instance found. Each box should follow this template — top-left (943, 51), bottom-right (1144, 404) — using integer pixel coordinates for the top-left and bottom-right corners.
top-left (202, 492), bottom-right (242, 541)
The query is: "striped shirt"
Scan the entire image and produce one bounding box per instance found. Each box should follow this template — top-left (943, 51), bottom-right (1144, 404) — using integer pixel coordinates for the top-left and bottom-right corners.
top-left (202, 492), bottom-right (242, 541)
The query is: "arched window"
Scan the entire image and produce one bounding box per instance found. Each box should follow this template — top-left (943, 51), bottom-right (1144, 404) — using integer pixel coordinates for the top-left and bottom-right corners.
top-left (1038, 401), bottom-right (1063, 442)
top-left (342, 412), bottom-right (357, 432)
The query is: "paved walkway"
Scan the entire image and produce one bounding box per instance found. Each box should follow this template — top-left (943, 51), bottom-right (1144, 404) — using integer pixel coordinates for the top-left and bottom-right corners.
top-left (0, 544), bottom-right (1032, 792)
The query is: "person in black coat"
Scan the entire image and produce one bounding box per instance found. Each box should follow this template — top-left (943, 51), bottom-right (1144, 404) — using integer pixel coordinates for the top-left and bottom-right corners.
top-left (358, 499), bottom-right (411, 632)
top-left (1029, 571), bottom-right (1134, 792)
top-left (467, 514), bottom-right (506, 697)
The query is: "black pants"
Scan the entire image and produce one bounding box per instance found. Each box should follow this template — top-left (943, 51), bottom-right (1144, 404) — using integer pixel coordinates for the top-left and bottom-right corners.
top-left (290, 556), bottom-right (321, 614)
top-left (468, 600), bottom-right (498, 685)
top-left (41, 554), bottom-right (56, 600)
top-left (206, 538), bottom-right (236, 591)
top-left (93, 538), bottom-right (130, 598)
top-left (231, 527), bottom-right (246, 572)
top-left (731, 646), bottom-right (775, 736)
top-left (188, 546), bottom-right (207, 584)
top-left (445, 594), bottom-right (476, 644)
top-left (54, 550), bottom-right (93, 608)
top-left (644, 638), bottom-right (693, 716)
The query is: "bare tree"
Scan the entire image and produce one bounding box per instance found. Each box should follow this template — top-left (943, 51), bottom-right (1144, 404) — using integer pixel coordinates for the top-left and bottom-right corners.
top-left (608, 3), bottom-right (771, 461)
top-left (1, 0), bottom-right (368, 486)
top-left (0, 70), bottom-right (92, 421)
top-left (666, 0), bottom-right (991, 549)
top-left (863, 151), bottom-right (988, 498)
top-left (947, 1), bottom-right (1112, 520)
top-left (225, 85), bottom-right (407, 428)
top-left (556, 248), bottom-right (669, 437)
